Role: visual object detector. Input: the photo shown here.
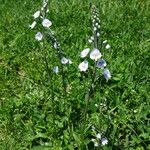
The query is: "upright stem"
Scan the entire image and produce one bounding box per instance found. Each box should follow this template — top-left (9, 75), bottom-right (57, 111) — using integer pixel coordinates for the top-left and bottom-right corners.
top-left (43, 50), bottom-right (51, 83)
top-left (41, 0), bottom-right (56, 133)
top-left (83, 6), bottom-right (100, 123)
top-left (57, 49), bottom-right (67, 95)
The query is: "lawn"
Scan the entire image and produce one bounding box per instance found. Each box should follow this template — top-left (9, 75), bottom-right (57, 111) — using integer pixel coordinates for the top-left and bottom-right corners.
top-left (0, 0), bottom-right (150, 149)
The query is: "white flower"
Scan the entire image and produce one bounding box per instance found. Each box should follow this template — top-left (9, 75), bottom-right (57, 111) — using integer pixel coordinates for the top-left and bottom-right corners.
top-left (106, 44), bottom-right (111, 49)
top-left (103, 68), bottom-right (111, 80)
top-left (96, 133), bottom-right (101, 139)
top-left (78, 60), bottom-right (88, 72)
top-left (90, 36), bottom-right (94, 41)
top-left (40, 16), bottom-right (44, 19)
top-left (94, 27), bottom-right (97, 31)
top-left (35, 32), bottom-right (43, 41)
top-left (88, 39), bottom-right (93, 43)
top-left (91, 138), bottom-right (99, 147)
top-left (53, 66), bottom-right (59, 74)
top-left (41, 6), bottom-right (44, 11)
top-left (90, 48), bottom-right (102, 61)
top-left (95, 22), bottom-right (99, 26)
top-left (46, 9), bottom-right (49, 13)
top-left (91, 138), bottom-right (96, 142)
top-left (94, 141), bottom-right (99, 147)
top-left (29, 21), bottom-right (36, 29)
top-left (98, 25), bottom-right (101, 28)
top-left (97, 32), bottom-right (100, 37)
top-left (43, 3), bottom-right (47, 8)
top-left (53, 42), bottom-right (58, 49)
top-left (42, 19), bottom-right (52, 28)
top-left (101, 138), bottom-right (108, 146)
top-left (92, 19), bottom-right (95, 23)
top-left (42, 0), bottom-right (48, 8)
top-left (95, 104), bottom-right (98, 107)
top-left (103, 40), bottom-right (107, 44)
top-left (33, 11), bottom-right (40, 19)
top-left (88, 36), bottom-right (94, 43)
top-left (61, 57), bottom-right (68, 64)
top-left (80, 48), bottom-right (90, 58)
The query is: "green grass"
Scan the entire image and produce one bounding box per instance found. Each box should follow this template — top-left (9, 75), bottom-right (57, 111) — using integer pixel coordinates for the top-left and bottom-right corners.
top-left (0, 0), bottom-right (150, 149)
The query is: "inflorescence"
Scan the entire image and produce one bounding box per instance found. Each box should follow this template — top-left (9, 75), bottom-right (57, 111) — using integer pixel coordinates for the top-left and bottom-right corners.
top-left (78, 5), bottom-right (111, 80)
top-left (29, 0), bottom-right (71, 74)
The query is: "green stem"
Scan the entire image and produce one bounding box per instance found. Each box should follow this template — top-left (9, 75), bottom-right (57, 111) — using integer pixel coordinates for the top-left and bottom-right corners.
top-left (57, 49), bottom-right (67, 95)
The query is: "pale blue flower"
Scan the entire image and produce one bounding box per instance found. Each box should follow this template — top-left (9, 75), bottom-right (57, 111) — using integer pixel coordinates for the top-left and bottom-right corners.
top-left (61, 57), bottom-right (68, 64)
top-left (33, 10), bottom-right (40, 19)
top-left (97, 59), bottom-right (106, 69)
top-left (105, 44), bottom-right (111, 49)
top-left (91, 139), bottom-right (99, 147)
top-left (42, 19), bottom-right (52, 28)
top-left (29, 21), bottom-right (36, 29)
top-left (35, 32), bottom-right (43, 41)
top-left (96, 133), bottom-right (101, 139)
top-left (88, 39), bottom-right (93, 43)
top-left (80, 48), bottom-right (90, 58)
top-left (90, 48), bottom-right (102, 61)
top-left (53, 42), bottom-right (58, 49)
top-left (101, 138), bottom-right (108, 145)
top-left (53, 66), bottom-right (59, 74)
top-left (103, 68), bottom-right (111, 80)
top-left (78, 60), bottom-right (88, 72)
top-left (97, 32), bottom-right (100, 37)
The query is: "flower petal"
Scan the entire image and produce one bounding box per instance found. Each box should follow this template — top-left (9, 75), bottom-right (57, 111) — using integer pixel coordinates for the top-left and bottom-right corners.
top-left (97, 59), bottom-right (106, 69)
top-left (61, 57), bottom-right (68, 64)
top-left (33, 11), bottom-right (40, 19)
top-left (53, 66), bottom-right (59, 74)
top-left (90, 48), bottom-right (102, 61)
top-left (80, 48), bottom-right (90, 58)
top-left (101, 138), bottom-right (108, 146)
top-left (35, 32), bottom-right (43, 41)
top-left (29, 21), bottom-right (36, 29)
top-left (42, 19), bottom-right (52, 28)
top-left (103, 68), bottom-right (111, 80)
top-left (78, 60), bottom-right (88, 72)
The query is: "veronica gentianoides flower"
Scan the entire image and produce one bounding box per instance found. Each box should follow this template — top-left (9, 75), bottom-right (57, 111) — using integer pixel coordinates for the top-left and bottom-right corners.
top-left (29, 21), bottom-right (36, 29)
top-left (96, 133), bottom-right (101, 139)
top-left (105, 44), bottom-right (111, 49)
top-left (90, 48), bottom-right (102, 61)
top-left (53, 66), bottom-right (59, 74)
top-left (80, 48), bottom-right (90, 58)
top-left (78, 60), bottom-right (88, 72)
top-left (35, 32), bottom-right (43, 41)
top-left (103, 68), bottom-right (111, 80)
top-left (97, 59), bottom-right (106, 69)
top-left (61, 57), bottom-right (69, 64)
top-left (33, 10), bottom-right (40, 19)
top-left (42, 19), bottom-right (52, 28)
top-left (101, 138), bottom-right (108, 146)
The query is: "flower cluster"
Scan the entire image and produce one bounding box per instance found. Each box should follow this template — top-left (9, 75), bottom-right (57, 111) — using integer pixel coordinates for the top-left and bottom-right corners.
top-left (88, 5), bottom-right (101, 45)
top-left (91, 126), bottom-right (108, 147)
top-left (78, 5), bottom-right (111, 80)
top-left (30, 0), bottom-right (71, 74)
top-left (29, 0), bottom-right (52, 41)
top-left (78, 48), bottom-right (102, 71)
